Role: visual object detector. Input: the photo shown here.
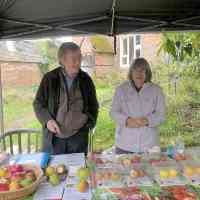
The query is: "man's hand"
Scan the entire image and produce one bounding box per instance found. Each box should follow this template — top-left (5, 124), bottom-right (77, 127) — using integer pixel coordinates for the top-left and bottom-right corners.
top-left (47, 119), bottom-right (61, 135)
top-left (126, 117), bottom-right (149, 128)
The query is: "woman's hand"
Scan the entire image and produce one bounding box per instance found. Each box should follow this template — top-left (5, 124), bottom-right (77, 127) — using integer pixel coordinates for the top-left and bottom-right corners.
top-left (126, 117), bottom-right (149, 128)
top-left (138, 117), bottom-right (149, 127)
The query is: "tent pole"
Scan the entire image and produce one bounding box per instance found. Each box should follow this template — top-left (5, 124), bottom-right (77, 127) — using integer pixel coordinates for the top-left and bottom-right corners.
top-left (0, 63), bottom-right (5, 151)
top-left (110, 0), bottom-right (117, 36)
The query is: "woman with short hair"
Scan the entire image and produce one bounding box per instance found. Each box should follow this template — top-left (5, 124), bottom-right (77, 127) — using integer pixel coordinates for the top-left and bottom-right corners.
top-left (110, 58), bottom-right (166, 154)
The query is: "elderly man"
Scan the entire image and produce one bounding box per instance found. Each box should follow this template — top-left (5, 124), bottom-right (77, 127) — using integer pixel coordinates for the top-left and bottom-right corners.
top-left (33, 42), bottom-right (99, 154)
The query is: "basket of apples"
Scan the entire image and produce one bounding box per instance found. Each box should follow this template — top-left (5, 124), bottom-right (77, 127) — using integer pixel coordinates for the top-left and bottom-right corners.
top-left (0, 164), bottom-right (43, 200)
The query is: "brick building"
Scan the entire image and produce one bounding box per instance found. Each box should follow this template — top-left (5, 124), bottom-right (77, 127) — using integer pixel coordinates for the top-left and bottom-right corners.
top-left (115, 33), bottom-right (162, 70)
top-left (72, 35), bottom-right (114, 76)
top-left (72, 33), bottom-right (162, 76)
top-left (0, 33), bottom-right (162, 86)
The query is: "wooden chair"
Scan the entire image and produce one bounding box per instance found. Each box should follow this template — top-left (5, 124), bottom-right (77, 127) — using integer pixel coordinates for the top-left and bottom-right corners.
top-left (0, 129), bottom-right (42, 154)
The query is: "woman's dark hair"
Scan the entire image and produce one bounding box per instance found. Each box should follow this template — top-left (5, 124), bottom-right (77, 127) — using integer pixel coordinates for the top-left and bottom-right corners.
top-left (128, 57), bottom-right (152, 82)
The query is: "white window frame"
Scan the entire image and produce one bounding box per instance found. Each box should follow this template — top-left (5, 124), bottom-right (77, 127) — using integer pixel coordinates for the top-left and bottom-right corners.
top-left (120, 36), bottom-right (129, 68)
top-left (120, 34), bottom-right (141, 68)
top-left (134, 35), bottom-right (141, 59)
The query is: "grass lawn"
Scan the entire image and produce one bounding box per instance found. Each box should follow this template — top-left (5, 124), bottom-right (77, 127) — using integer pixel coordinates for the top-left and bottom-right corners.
top-left (2, 84), bottom-right (116, 151)
top-left (2, 80), bottom-right (200, 153)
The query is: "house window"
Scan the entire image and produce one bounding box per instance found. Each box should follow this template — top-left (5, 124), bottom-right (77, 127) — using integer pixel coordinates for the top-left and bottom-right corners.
top-left (121, 38), bottom-right (128, 65)
top-left (6, 41), bottom-right (16, 52)
top-left (120, 34), bottom-right (141, 67)
top-left (81, 53), bottom-right (95, 68)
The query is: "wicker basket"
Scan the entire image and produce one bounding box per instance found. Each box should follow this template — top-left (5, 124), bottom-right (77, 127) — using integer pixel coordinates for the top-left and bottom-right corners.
top-left (0, 164), bottom-right (43, 200)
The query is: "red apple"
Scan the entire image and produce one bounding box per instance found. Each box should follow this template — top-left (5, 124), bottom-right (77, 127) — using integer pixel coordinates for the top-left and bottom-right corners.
top-left (10, 173), bottom-right (24, 182)
top-left (0, 183), bottom-right (9, 191)
top-left (131, 155), bottom-right (141, 163)
top-left (8, 165), bottom-right (24, 174)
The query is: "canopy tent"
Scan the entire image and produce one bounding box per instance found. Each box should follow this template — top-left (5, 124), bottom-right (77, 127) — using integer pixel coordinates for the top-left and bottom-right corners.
top-left (0, 0), bottom-right (200, 40)
top-left (0, 0), bottom-right (200, 145)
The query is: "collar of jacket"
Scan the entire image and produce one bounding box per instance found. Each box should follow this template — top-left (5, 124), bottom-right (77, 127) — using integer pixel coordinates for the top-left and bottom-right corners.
top-left (129, 81), bottom-right (152, 93)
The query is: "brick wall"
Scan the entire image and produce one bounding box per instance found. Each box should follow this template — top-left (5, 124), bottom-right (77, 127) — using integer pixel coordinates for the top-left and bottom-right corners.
top-left (1, 62), bottom-right (41, 87)
top-left (115, 33), bottom-right (162, 70)
top-left (141, 33), bottom-right (162, 65)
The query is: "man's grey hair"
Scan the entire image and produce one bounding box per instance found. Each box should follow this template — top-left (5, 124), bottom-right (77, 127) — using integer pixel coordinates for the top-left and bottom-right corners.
top-left (57, 42), bottom-right (80, 65)
top-left (128, 57), bottom-right (152, 82)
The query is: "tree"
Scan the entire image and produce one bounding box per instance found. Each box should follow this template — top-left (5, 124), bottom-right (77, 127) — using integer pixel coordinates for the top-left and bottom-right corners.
top-left (158, 32), bottom-right (200, 61)
top-left (36, 39), bottom-right (58, 75)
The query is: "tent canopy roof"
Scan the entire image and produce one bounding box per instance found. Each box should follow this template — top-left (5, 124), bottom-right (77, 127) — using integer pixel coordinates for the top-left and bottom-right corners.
top-left (1, 0), bottom-right (200, 40)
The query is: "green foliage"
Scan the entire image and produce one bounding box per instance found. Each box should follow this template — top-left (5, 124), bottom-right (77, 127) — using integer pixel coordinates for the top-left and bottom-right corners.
top-left (36, 39), bottom-right (58, 74)
top-left (158, 32), bottom-right (200, 63)
top-left (38, 63), bottom-right (49, 75)
top-left (91, 35), bottom-right (113, 53)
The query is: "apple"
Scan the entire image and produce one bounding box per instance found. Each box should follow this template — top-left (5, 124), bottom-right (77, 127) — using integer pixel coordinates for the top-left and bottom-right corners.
top-left (130, 169), bottom-right (139, 178)
top-left (10, 173), bottom-right (24, 182)
top-left (195, 167), bottom-right (200, 175)
top-left (0, 178), bottom-right (9, 184)
top-left (160, 170), bottom-right (169, 179)
top-left (131, 155), bottom-right (141, 163)
top-left (9, 165), bottom-right (24, 174)
top-left (110, 172), bottom-right (120, 181)
top-left (49, 174), bottom-right (60, 186)
top-left (56, 164), bottom-right (67, 175)
top-left (169, 169), bottom-right (178, 178)
top-left (45, 166), bottom-right (55, 177)
top-left (9, 181), bottom-right (21, 191)
top-left (20, 178), bottom-right (33, 187)
top-left (104, 172), bottom-right (112, 180)
top-left (76, 180), bottom-right (89, 193)
top-left (122, 158), bottom-right (132, 167)
top-left (77, 167), bottom-right (90, 180)
top-left (184, 166), bottom-right (194, 177)
top-left (138, 170), bottom-right (145, 177)
top-left (0, 183), bottom-right (9, 191)
top-left (25, 172), bottom-right (36, 182)
top-left (0, 168), bottom-right (7, 178)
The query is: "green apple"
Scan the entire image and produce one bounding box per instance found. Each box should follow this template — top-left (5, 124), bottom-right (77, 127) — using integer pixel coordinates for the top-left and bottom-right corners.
top-left (20, 178), bottom-right (33, 187)
top-left (49, 174), bottom-right (60, 186)
top-left (45, 166), bottom-right (55, 177)
top-left (77, 167), bottom-right (90, 180)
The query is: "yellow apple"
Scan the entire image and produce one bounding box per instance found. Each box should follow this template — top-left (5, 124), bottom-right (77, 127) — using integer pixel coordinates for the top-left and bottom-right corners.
top-left (0, 168), bottom-right (7, 178)
top-left (130, 169), bottom-right (139, 178)
top-left (160, 170), bottom-right (169, 179)
top-left (184, 166), bottom-right (194, 177)
top-left (123, 158), bottom-right (132, 167)
top-left (169, 169), bottom-right (178, 178)
top-left (194, 167), bottom-right (200, 175)
top-left (9, 181), bottom-right (21, 191)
